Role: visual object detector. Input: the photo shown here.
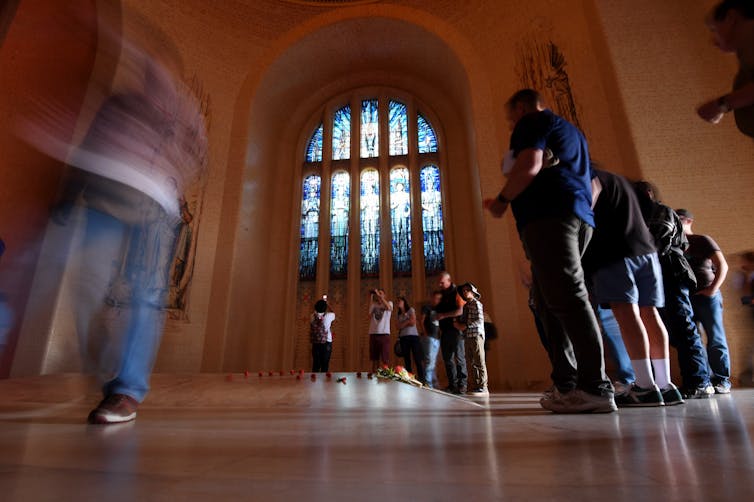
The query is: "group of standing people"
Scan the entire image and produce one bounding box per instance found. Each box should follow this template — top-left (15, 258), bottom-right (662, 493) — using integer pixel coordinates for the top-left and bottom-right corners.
top-left (478, 0), bottom-right (752, 413)
top-left (310, 272), bottom-right (490, 396)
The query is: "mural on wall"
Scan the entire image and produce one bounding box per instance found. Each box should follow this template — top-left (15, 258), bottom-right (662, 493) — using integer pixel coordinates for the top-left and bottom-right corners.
top-left (515, 38), bottom-right (583, 133)
top-left (165, 75), bottom-right (211, 320)
top-left (105, 74), bottom-right (211, 322)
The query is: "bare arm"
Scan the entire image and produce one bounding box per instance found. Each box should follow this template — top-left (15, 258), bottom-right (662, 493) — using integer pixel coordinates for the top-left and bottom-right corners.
top-left (697, 250), bottom-right (729, 296)
top-left (697, 82), bottom-right (754, 123)
top-left (484, 148), bottom-right (544, 217)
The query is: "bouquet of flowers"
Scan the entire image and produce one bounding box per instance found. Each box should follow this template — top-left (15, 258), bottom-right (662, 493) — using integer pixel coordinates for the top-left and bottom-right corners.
top-left (374, 365), bottom-right (424, 387)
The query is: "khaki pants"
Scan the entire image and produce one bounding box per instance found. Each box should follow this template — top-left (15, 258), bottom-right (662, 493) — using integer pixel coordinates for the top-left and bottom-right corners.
top-left (465, 335), bottom-right (488, 391)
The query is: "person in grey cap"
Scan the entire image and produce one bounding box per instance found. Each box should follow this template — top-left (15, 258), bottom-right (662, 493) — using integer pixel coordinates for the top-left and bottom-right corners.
top-left (454, 282), bottom-right (488, 395)
top-left (677, 209), bottom-right (732, 394)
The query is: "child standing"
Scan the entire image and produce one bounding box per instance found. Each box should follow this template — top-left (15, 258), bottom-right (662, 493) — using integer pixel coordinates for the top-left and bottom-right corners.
top-left (454, 282), bottom-right (488, 396)
top-left (311, 298), bottom-right (335, 372)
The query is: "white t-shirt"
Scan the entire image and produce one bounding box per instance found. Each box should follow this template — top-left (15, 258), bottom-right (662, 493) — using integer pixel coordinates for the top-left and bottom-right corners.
top-left (311, 312), bottom-right (336, 342)
top-left (369, 301), bottom-right (393, 335)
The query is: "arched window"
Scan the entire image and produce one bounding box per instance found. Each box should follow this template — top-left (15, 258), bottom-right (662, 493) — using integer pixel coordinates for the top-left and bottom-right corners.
top-left (390, 167), bottom-right (411, 276)
top-left (298, 96), bottom-right (446, 280)
top-left (299, 174), bottom-right (321, 280)
top-left (330, 171), bottom-right (350, 278)
top-left (360, 168), bottom-right (380, 277)
top-left (420, 165), bottom-right (445, 274)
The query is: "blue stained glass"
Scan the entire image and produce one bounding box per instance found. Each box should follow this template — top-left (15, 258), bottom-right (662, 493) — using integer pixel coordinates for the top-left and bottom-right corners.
top-left (330, 171), bottom-right (350, 278)
top-left (332, 106), bottom-right (351, 161)
top-left (420, 165), bottom-right (445, 274)
top-left (360, 99), bottom-right (379, 158)
top-left (306, 123), bottom-right (323, 162)
top-left (360, 168), bottom-right (380, 277)
top-left (390, 167), bottom-right (412, 275)
top-left (299, 175), bottom-right (321, 280)
top-left (388, 100), bottom-right (408, 156)
top-left (417, 113), bottom-right (438, 154)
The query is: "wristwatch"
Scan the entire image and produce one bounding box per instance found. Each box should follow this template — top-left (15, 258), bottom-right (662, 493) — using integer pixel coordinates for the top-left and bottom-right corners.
top-left (716, 95), bottom-right (732, 114)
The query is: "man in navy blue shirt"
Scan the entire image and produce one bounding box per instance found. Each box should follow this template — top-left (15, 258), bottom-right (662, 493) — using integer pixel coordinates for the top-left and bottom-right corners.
top-left (485, 89), bottom-right (615, 413)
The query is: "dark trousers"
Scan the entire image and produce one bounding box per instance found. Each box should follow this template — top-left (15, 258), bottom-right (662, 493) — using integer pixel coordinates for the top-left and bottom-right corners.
top-left (312, 342), bottom-right (332, 372)
top-left (440, 328), bottom-right (467, 391)
top-left (660, 280), bottom-right (710, 389)
top-left (522, 215), bottom-right (612, 396)
top-left (399, 336), bottom-right (426, 383)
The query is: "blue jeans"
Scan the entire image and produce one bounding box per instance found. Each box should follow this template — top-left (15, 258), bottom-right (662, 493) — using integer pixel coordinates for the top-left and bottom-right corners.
top-left (74, 207), bottom-right (176, 402)
top-left (659, 279), bottom-right (710, 389)
top-left (692, 291), bottom-right (730, 385)
top-left (422, 336), bottom-right (440, 388)
top-left (522, 216), bottom-right (612, 396)
top-left (596, 305), bottom-right (635, 384)
top-left (440, 328), bottom-right (467, 391)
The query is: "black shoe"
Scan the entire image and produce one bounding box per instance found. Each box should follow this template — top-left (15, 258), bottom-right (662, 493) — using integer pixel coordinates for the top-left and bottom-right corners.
top-left (614, 384), bottom-right (664, 407)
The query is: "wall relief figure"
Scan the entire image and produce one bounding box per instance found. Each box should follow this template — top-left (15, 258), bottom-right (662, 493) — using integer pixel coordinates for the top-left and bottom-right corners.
top-left (515, 38), bottom-right (583, 134)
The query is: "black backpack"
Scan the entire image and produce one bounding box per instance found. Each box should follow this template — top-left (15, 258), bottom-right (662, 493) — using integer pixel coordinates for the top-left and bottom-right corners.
top-left (310, 314), bottom-right (328, 343)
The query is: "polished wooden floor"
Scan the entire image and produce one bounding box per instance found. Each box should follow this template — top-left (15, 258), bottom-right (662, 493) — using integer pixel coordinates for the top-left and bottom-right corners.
top-left (1, 373), bottom-right (753, 501)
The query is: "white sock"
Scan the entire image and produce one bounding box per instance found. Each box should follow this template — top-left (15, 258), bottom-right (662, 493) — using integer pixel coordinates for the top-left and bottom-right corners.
top-left (631, 359), bottom-right (655, 388)
top-left (651, 358), bottom-right (671, 389)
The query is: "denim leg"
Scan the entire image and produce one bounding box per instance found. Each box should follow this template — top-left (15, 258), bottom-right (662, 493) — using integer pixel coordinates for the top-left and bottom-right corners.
top-left (104, 213), bottom-right (177, 403)
top-left (440, 330), bottom-right (458, 389)
top-left (597, 305), bottom-right (635, 384)
top-left (660, 282), bottom-right (710, 389)
top-left (74, 209), bottom-right (130, 379)
top-left (692, 292), bottom-right (730, 385)
top-left (422, 337), bottom-right (440, 388)
top-left (522, 216), bottom-right (611, 396)
top-left (454, 334), bottom-right (467, 391)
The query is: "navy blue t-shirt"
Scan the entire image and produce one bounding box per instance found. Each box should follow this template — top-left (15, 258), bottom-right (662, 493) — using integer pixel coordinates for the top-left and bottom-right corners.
top-left (508, 109), bottom-right (594, 231)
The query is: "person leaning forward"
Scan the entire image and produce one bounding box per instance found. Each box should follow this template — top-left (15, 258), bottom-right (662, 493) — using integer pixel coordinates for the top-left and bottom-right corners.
top-left (484, 89), bottom-right (615, 414)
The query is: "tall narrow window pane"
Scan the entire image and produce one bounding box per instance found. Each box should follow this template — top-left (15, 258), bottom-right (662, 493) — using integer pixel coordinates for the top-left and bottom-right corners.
top-left (306, 123), bottom-right (323, 162)
top-left (360, 99), bottom-right (379, 158)
top-left (388, 100), bottom-right (408, 156)
top-left (417, 113), bottom-right (438, 153)
top-left (299, 174), bottom-right (321, 280)
top-left (390, 167), bottom-right (412, 275)
top-left (332, 106), bottom-right (351, 161)
top-left (330, 171), bottom-right (350, 278)
top-left (360, 168), bottom-right (380, 277)
top-left (420, 165), bottom-right (445, 274)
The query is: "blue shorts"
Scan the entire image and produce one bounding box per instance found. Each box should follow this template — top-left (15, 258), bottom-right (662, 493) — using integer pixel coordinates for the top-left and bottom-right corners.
top-left (592, 253), bottom-right (665, 307)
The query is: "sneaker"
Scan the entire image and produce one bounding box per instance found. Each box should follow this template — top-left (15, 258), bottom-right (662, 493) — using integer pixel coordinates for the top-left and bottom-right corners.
top-left (467, 388), bottom-right (489, 396)
top-left (682, 383), bottom-right (715, 399)
top-left (614, 384), bottom-right (664, 407)
top-left (613, 381), bottom-right (633, 396)
top-left (542, 389), bottom-right (617, 414)
top-left (87, 394), bottom-right (139, 425)
top-left (660, 383), bottom-right (685, 406)
top-left (714, 382), bottom-right (732, 394)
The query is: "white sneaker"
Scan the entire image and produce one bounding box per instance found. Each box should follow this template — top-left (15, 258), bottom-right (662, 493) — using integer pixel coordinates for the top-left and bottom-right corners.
top-left (544, 389), bottom-right (617, 414)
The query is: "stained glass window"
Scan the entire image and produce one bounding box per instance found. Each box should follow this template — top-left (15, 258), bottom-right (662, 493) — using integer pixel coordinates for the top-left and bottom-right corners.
top-left (306, 123), bottom-right (323, 162)
top-left (417, 113), bottom-right (438, 154)
top-left (388, 100), bottom-right (408, 156)
top-left (360, 99), bottom-right (379, 158)
top-left (360, 168), bottom-right (380, 277)
top-left (390, 167), bottom-right (411, 275)
top-left (420, 165), bottom-right (445, 274)
top-left (299, 175), bottom-right (321, 280)
top-left (330, 171), bottom-right (350, 278)
top-left (332, 106), bottom-right (351, 161)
